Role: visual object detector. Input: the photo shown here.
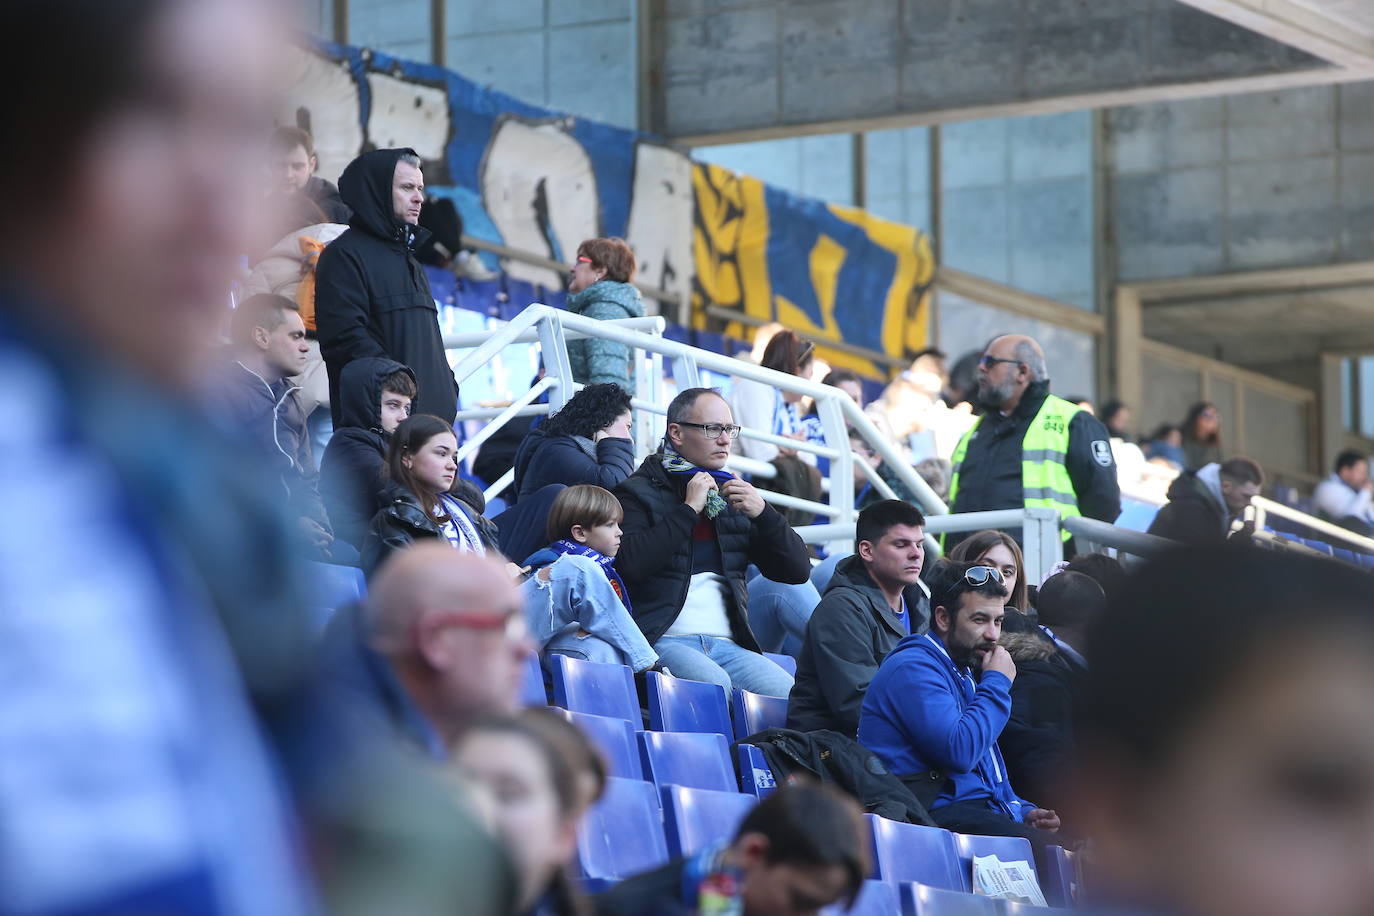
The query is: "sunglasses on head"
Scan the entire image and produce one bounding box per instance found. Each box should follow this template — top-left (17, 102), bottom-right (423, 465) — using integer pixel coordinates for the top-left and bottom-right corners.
top-left (963, 565), bottom-right (1004, 587)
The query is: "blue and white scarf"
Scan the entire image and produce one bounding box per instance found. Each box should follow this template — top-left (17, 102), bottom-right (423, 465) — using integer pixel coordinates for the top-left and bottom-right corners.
top-left (660, 444), bottom-right (735, 519)
top-left (550, 539), bottom-right (632, 613)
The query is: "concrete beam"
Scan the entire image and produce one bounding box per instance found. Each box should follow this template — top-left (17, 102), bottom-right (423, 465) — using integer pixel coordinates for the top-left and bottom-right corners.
top-left (1173, 0), bottom-right (1374, 70)
top-left (655, 0), bottom-right (1346, 144)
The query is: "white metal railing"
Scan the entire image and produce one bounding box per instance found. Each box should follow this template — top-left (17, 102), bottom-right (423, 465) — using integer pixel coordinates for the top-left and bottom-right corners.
top-left (1246, 496), bottom-right (1374, 555)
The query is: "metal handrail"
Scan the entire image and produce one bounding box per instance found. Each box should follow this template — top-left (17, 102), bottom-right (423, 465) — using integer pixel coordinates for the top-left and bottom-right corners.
top-left (1249, 495), bottom-right (1374, 554)
top-left (1062, 516), bottom-right (1177, 559)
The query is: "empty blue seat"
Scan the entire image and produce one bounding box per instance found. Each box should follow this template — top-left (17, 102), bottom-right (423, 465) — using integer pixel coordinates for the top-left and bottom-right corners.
top-left (899, 883), bottom-right (1003, 915)
top-left (1037, 844), bottom-right (1077, 908)
top-left (952, 834), bottom-right (1037, 893)
top-left (821, 879), bottom-right (898, 916)
top-left (1361, 553), bottom-right (1374, 569)
top-left (305, 561), bottom-right (366, 610)
top-left (763, 652), bottom-right (797, 677)
top-left (736, 744), bottom-right (777, 798)
top-left (646, 672), bottom-right (732, 736)
top-left (1114, 499), bottom-right (1160, 533)
top-left (550, 654), bottom-right (640, 724)
top-left (866, 814), bottom-right (963, 891)
top-left (731, 689), bottom-right (789, 740)
top-left (555, 708), bottom-right (644, 780)
top-left (521, 652), bottom-right (547, 706)
top-left (661, 784), bottom-right (757, 857)
top-left (1333, 548), bottom-right (1358, 563)
top-left (576, 776), bottom-right (668, 888)
top-left (1003, 905), bottom-right (1057, 915)
top-left (1302, 538), bottom-right (1334, 556)
top-left (639, 731), bottom-right (736, 793)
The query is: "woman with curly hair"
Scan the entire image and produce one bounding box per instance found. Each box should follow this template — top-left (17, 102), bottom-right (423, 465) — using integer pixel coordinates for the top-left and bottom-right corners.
top-left (511, 382), bottom-right (636, 503)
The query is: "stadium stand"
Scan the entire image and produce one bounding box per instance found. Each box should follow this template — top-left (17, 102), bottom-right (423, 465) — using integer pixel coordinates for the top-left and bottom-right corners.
top-left (730, 689), bottom-right (789, 741)
top-left (638, 731), bottom-right (737, 794)
top-left (550, 654), bottom-right (640, 725)
top-left (645, 672), bottom-right (733, 736)
top-left (660, 784), bottom-right (757, 857)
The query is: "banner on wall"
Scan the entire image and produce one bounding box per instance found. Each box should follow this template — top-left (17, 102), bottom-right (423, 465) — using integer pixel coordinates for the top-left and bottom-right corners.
top-left (282, 41), bottom-right (934, 378)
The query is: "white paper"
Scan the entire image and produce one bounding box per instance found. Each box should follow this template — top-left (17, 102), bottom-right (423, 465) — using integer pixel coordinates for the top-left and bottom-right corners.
top-left (971, 854), bottom-right (1048, 907)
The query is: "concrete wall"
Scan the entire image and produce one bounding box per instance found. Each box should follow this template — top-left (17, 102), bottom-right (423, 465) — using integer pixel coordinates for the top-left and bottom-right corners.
top-left (1107, 81), bottom-right (1374, 281)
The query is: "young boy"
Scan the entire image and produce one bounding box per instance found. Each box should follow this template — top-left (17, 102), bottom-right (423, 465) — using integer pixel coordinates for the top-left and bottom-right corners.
top-left (523, 485), bottom-right (662, 674)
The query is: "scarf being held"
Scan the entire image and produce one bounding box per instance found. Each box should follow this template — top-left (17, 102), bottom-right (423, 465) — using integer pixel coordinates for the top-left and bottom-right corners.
top-left (660, 444), bottom-right (735, 519)
top-left (549, 539), bottom-right (632, 612)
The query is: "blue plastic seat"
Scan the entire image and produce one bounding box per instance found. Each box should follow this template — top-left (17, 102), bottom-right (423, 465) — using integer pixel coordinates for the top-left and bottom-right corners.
top-left (736, 744), bottom-right (777, 798)
top-left (1361, 553), bottom-right (1374, 569)
top-left (899, 883), bottom-right (1003, 915)
top-left (555, 708), bottom-right (644, 780)
top-left (550, 654), bottom-right (640, 724)
top-left (1036, 844), bottom-right (1077, 907)
top-left (646, 672), bottom-right (732, 736)
top-left (866, 814), bottom-right (963, 891)
top-left (1302, 538), bottom-right (1335, 556)
top-left (305, 561), bottom-right (366, 610)
top-left (763, 652), bottom-right (797, 677)
top-left (576, 776), bottom-right (668, 888)
top-left (639, 731), bottom-right (736, 793)
top-left (820, 879), bottom-right (898, 916)
top-left (731, 688), bottom-right (789, 740)
top-left (1114, 499), bottom-right (1160, 533)
top-left (1003, 904), bottom-right (1057, 915)
top-left (521, 652), bottom-right (547, 706)
top-left (1333, 548), bottom-right (1358, 563)
top-left (661, 784), bottom-right (757, 857)
top-left (952, 834), bottom-right (1037, 893)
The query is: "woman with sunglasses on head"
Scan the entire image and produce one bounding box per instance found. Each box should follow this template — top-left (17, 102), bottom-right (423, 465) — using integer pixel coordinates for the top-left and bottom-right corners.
top-left (948, 529), bottom-right (1029, 613)
top-left (362, 414), bottom-right (496, 575)
top-left (565, 238), bottom-right (643, 396)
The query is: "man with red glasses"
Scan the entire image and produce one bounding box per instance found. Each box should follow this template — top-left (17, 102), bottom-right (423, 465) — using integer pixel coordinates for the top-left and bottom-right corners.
top-left (328, 544), bottom-right (535, 757)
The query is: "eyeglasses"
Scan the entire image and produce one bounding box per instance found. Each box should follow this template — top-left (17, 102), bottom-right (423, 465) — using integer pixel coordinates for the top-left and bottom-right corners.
top-left (424, 609), bottom-right (527, 641)
top-left (675, 421), bottom-right (741, 440)
top-left (979, 355), bottom-right (1023, 370)
top-left (963, 565), bottom-right (1004, 587)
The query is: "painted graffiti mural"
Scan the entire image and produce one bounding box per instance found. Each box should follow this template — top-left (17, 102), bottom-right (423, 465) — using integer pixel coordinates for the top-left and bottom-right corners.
top-left (283, 41), bottom-right (933, 376)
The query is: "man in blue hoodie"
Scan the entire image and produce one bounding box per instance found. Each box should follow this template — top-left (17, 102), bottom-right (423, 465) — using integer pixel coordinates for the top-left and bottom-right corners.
top-left (859, 560), bottom-right (1062, 846)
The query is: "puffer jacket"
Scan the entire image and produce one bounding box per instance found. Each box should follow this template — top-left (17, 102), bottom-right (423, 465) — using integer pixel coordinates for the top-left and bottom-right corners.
top-left (318, 357), bottom-right (416, 550)
top-left (998, 629), bottom-right (1085, 811)
top-left (361, 481), bottom-right (497, 576)
top-left (315, 148), bottom-right (457, 425)
top-left (564, 280), bottom-right (643, 395)
top-left (511, 425), bottom-right (635, 504)
top-left (613, 452), bottom-right (811, 650)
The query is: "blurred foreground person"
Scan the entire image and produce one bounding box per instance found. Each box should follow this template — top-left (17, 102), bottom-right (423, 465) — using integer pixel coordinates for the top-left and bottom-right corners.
top-left (1075, 546), bottom-right (1374, 916)
top-left (0, 1), bottom-right (512, 912)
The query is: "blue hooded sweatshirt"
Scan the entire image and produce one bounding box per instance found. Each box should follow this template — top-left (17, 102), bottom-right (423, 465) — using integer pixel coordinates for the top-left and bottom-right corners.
top-left (858, 632), bottom-right (1034, 821)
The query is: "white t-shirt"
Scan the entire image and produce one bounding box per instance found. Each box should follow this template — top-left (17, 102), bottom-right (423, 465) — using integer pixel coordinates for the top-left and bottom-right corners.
top-left (664, 572), bottom-right (734, 638)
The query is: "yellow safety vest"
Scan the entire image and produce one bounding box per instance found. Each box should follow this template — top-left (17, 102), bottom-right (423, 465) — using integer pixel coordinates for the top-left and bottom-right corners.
top-left (945, 394), bottom-right (1081, 544)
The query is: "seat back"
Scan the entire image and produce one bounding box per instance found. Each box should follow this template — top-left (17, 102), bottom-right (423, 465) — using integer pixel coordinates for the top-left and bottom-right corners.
top-left (900, 883), bottom-right (1004, 915)
top-left (866, 814), bottom-right (963, 891)
top-left (736, 744), bottom-right (777, 798)
top-left (819, 879), bottom-right (896, 916)
top-left (555, 708), bottom-right (643, 780)
top-left (639, 731), bottom-right (735, 793)
top-left (551, 654), bottom-right (639, 724)
top-left (763, 652), bottom-right (797, 677)
top-left (661, 784), bottom-right (757, 857)
top-left (1036, 844), bottom-right (1077, 907)
top-left (952, 834), bottom-right (1037, 894)
top-left (521, 652), bottom-right (547, 706)
top-left (731, 689), bottom-right (789, 740)
top-left (646, 672), bottom-right (732, 736)
top-left (576, 777), bottom-right (668, 881)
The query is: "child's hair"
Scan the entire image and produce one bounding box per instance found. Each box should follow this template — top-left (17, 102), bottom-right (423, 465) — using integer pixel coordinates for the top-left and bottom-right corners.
top-left (545, 485), bottom-right (623, 544)
top-left (385, 414), bottom-right (456, 516)
top-left (379, 367), bottom-right (417, 400)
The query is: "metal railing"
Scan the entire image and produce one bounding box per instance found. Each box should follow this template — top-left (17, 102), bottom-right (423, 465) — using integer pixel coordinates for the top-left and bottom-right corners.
top-left (1246, 495), bottom-right (1374, 555)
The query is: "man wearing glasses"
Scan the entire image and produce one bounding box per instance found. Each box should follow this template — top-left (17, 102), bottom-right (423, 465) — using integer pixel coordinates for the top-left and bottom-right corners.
top-left (615, 388), bottom-right (812, 698)
top-left (946, 335), bottom-right (1120, 551)
top-left (859, 561), bottom-right (1064, 847)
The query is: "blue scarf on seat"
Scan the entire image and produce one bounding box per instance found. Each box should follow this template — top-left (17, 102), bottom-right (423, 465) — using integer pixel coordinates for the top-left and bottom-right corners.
top-left (549, 539), bottom-right (632, 613)
top-left (660, 444), bottom-right (735, 519)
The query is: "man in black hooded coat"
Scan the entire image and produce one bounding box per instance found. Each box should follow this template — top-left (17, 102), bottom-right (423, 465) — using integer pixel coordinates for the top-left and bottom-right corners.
top-left (315, 148), bottom-right (458, 426)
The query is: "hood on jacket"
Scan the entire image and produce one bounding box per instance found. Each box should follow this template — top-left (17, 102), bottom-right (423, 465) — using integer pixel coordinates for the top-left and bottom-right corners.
top-left (826, 554), bottom-right (931, 630)
top-left (338, 148), bottom-right (432, 248)
top-left (1166, 464), bottom-right (1227, 516)
top-left (1001, 629), bottom-right (1057, 664)
top-left (336, 357), bottom-right (415, 433)
top-left (566, 280), bottom-right (644, 319)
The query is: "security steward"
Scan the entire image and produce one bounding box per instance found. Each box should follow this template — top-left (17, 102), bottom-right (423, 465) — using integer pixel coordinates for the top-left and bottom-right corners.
top-left (945, 335), bottom-right (1120, 550)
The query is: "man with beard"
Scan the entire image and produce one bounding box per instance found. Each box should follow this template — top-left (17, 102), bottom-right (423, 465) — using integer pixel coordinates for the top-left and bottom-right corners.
top-left (859, 561), bottom-right (1063, 847)
top-left (945, 335), bottom-right (1119, 550)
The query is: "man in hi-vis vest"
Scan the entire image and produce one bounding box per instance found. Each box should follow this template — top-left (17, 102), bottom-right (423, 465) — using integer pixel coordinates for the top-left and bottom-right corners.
top-left (945, 335), bottom-right (1120, 551)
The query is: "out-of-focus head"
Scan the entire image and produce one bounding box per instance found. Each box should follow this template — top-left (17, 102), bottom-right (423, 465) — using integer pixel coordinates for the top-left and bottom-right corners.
top-left (1064, 552), bottom-right (1128, 606)
top-left (927, 560), bottom-right (1009, 671)
top-left (760, 330), bottom-right (816, 403)
top-left (369, 545), bottom-right (532, 741)
top-left (949, 530), bottom-right (1027, 612)
top-left (1075, 546), bottom-right (1374, 916)
top-left (1, 0), bottom-right (285, 387)
top-left (1100, 399), bottom-right (1130, 437)
top-left (975, 335), bottom-right (1045, 411)
top-left (1035, 571), bottom-right (1104, 638)
top-left (1218, 457), bottom-right (1264, 515)
top-left (1335, 450), bottom-right (1369, 489)
top-left (730, 783), bottom-right (869, 916)
top-left (665, 388), bottom-right (736, 471)
top-left (539, 382), bottom-right (633, 441)
top-left (517, 706), bottom-right (608, 815)
top-left (269, 125), bottom-right (316, 194)
top-left (1184, 401), bottom-right (1221, 443)
top-left (821, 369), bottom-right (864, 407)
top-left (854, 500), bottom-right (926, 589)
top-left (451, 714), bottom-right (585, 912)
top-left (569, 237), bottom-right (635, 293)
top-left (229, 293), bottom-right (308, 378)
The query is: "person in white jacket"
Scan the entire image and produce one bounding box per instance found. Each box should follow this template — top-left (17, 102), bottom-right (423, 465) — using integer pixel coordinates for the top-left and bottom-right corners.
top-left (730, 329), bottom-right (815, 462)
top-left (1312, 450), bottom-right (1374, 535)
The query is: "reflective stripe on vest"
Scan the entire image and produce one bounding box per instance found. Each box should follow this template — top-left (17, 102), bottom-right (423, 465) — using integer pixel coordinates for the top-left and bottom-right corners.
top-left (945, 394), bottom-right (1081, 544)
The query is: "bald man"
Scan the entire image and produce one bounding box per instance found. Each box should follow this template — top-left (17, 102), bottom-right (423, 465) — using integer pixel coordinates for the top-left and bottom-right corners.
top-left (945, 335), bottom-right (1120, 553)
top-left (325, 544), bottom-right (535, 757)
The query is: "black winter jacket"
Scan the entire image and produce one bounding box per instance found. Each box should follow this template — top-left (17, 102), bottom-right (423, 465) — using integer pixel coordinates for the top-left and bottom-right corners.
top-left (315, 148), bottom-right (457, 425)
top-left (319, 357), bottom-right (416, 550)
top-left (613, 454), bottom-right (811, 650)
top-left (949, 380), bottom-right (1121, 541)
top-left (361, 481), bottom-right (498, 576)
top-left (511, 426), bottom-right (635, 504)
top-left (1147, 469), bottom-right (1228, 545)
top-left (998, 629), bottom-right (1086, 811)
top-left (786, 555), bottom-right (930, 737)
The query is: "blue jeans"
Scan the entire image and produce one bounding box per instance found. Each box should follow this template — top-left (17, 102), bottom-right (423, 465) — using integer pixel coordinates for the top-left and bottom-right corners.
top-left (653, 635), bottom-right (794, 698)
top-left (746, 574), bottom-right (820, 657)
top-left (809, 552), bottom-right (848, 595)
top-left (522, 555), bottom-right (658, 672)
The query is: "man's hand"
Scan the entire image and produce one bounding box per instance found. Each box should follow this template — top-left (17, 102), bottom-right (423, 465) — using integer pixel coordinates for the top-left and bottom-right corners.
top-left (721, 477), bottom-right (766, 518)
top-left (685, 472), bottom-right (718, 514)
top-left (1026, 808), bottom-right (1060, 832)
top-left (983, 645), bottom-right (1017, 683)
top-left (299, 517), bottom-right (333, 550)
